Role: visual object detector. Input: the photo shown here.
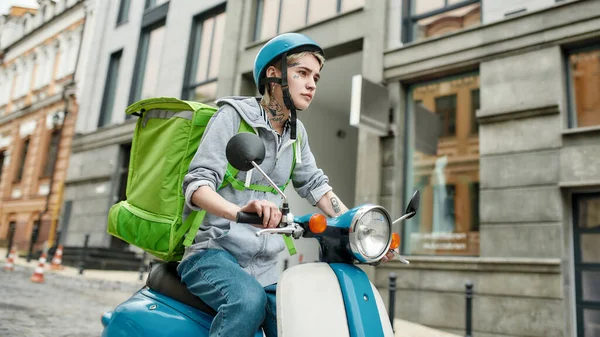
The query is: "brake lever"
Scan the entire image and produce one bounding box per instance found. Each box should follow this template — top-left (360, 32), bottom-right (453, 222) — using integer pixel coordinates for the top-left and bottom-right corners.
top-left (391, 250), bottom-right (410, 264)
top-left (255, 227), bottom-right (297, 237)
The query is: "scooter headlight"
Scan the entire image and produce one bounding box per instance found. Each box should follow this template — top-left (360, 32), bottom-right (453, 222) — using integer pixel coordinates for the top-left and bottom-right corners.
top-left (348, 205), bottom-right (392, 263)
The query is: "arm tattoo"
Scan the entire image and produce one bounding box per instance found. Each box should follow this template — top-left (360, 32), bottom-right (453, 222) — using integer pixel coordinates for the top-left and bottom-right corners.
top-left (331, 197), bottom-right (341, 214)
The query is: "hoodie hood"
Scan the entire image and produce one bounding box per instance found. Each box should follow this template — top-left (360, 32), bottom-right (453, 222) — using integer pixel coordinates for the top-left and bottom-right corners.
top-left (216, 96), bottom-right (268, 130)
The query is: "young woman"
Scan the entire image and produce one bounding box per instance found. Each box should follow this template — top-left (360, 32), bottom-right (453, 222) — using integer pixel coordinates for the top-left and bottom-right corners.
top-left (178, 33), bottom-right (393, 337)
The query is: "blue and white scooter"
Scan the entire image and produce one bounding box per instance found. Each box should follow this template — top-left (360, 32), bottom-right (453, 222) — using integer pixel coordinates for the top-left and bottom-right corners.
top-left (100, 133), bottom-right (420, 337)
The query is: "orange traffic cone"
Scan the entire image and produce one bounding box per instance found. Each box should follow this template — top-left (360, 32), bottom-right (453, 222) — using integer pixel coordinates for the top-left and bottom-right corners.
top-left (50, 245), bottom-right (64, 270)
top-left (30, 252), bottom-right (47, 283)
top-left (3, 245), bottom-right (16, 271)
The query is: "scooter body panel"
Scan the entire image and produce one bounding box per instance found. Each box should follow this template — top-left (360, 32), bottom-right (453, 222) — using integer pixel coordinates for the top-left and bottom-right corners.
top-left (330, 264), bottom-right (393, 337)
top-left (277, 263), bottom-right (350, 337)
top-left (101, 288), bottom-right (263, 337)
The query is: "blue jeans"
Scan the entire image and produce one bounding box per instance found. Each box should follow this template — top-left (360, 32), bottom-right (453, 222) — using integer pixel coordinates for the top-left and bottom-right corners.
top-left (177, 249), bottom-right (277, 337)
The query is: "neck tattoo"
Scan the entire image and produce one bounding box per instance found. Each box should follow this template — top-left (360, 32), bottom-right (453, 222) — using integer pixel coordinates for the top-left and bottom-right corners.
top-left (261, 100), bottom-right (287, 125)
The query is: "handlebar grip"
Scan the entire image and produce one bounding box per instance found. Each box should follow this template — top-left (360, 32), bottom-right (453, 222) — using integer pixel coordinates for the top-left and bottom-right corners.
top-left (236, 212), bottom-right (264, 225)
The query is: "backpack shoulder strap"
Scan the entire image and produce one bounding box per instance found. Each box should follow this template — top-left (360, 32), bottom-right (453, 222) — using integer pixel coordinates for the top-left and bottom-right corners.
top-left (220, 118), bottom-right (255, 190)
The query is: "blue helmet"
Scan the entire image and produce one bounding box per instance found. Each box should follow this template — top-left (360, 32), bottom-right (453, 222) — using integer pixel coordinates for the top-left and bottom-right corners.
top-left (253, 33), bottom-right (324, 95)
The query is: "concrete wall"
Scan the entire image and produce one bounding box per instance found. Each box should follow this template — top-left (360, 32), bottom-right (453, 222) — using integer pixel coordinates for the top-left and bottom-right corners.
top-left (482, 0), bottom-right (559, 24)
top-left (478, 46), bottom-right (564, 259)
top-left (375, 258), bottom-right (564, 337)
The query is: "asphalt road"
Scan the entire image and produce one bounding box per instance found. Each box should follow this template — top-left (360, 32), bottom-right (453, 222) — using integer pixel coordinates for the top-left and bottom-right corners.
top-left (0, 265), bottom-right (140, 337)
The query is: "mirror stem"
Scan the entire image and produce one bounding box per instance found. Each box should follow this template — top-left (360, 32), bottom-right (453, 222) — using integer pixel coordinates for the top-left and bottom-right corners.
top-left (392, 211), bottom-right (416, 225)
top-left (251, 161), bottom-right (288, 204)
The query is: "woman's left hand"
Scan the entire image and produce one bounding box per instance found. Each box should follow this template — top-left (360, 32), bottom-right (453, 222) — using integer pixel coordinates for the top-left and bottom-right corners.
top-left (380, 249), bottom-right (396, 263)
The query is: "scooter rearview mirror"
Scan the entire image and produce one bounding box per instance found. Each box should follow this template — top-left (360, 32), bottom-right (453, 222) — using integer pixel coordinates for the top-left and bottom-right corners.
top-left (404, 190), bottom-right (420, 219)
top-left (226, 133), bottom-right (266, 172)
top-left (225, 132), bottom-right (288, 204)
top-left (392, 190), bottom-right (420, 225)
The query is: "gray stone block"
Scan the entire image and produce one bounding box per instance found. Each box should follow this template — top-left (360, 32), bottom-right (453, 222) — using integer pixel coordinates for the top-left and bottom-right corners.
top-left (474, 296), bottom-right (564, 337)
top-left (480, 223), bottom-right (562, 258)
top-left (480, 47), bottom-right (563, 116)
top-left (477, 271), bottom-right (563, 299)
top-left (71, 197), bottom-right (112, 216)
top-left (561, 143), bottom-right (600, 184)
top-left (66, 145), bottom-right (119, 182)
top-left (479, 115), bottom-right (561, 155)
top-left (481, 150), bottom-right (559, 189)
top-left (377, 288), bottom-right (421, 323)
top-left (374, 268), bottom-right (420, 290)
top-left (483, 0), bottom-right (556, 24)
top-left (418, 291), bottom-right (465, 329)
top-left (379, 196), bottom-right (393, 216)
top-left (480, 186), bottom-right (562, 223)
top-left (382, 137), bottom-right (395, 166)
top-left (380, 166), bottom-right (395, 196)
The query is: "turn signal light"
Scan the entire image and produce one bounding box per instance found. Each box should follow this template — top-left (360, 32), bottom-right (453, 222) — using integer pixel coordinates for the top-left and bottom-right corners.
top-left (390, 233), bottom-right (400, 250)
top-left (309, 213), bottom-right (327, 234)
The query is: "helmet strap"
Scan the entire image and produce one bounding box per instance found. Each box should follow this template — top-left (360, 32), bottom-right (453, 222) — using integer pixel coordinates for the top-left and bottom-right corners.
top-left (279, 52), bottom-right (297, 140)
top-left (258, 52), bottom-right (298, 140)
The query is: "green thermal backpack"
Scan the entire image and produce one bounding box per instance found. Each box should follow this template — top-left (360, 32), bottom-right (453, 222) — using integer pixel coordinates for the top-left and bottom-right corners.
top-left (107, 97), bottom-right (297, 261)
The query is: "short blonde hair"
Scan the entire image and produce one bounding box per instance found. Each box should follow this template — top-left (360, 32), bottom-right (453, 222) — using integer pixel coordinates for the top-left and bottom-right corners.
top-left (261, 51), bottom-right (325, 107)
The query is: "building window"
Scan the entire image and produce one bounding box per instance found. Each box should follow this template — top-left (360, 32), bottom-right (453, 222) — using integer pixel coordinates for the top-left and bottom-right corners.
top-left (42, 130), bottom-right (61, 178)
top-left (15, 137), bottom-right (30, 183)
top-left (404, 73), bottom-right (480, 256)
top-left (568, 46), bottom-right (600, 128)
top-left (253, 0), bottom-right (365, 41)
top-left (435, 94), bottom-right (457, 137)
top-left (145, 0), bottom-right (169, 10)
top-left (471, 88), bottom-right (480, 134)
top-left (183, 7), bottom-right (226, 103)
top-left (0, 151), bottom-right (5, 182)
top-left (117, 143), bottom-right (132, 202)
top-left (98, 50), bottom-right (123, 127)
top-left (402, 0), bottom-right (481, 43)
top-left (130, 25), bottom-right (166, 103)
top-left (117, 0), bottom-right (131, 25)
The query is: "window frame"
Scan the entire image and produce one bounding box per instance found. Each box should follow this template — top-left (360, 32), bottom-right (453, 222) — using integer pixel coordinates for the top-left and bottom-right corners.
top-left (128, 2), bottom-right (169, 105)
top-left (116, 0), bottom-right (131, 25)
top-left (402, 71), bottom-right (481, 256)
top-left (0, 150), bottom-right (5, 182)
top-left (253, 0), bottom-right (358, 42)
top-left (98, 50), bottom-right (123, 128)
top-left (401, 0), bottom-right (481, 43)
top-left (41, 129), bottom-right (61, 178)
top-left (565, 44), bottom-right (600, 129)
top-left (182, 4), bottom-right (227, 102)
top-left (14, 137), bottom-right (30, 183)
top-left (572, 193), bottom-right (600, 337)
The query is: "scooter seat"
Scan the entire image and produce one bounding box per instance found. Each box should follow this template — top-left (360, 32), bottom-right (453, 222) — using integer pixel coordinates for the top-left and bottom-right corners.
top-left (146, 261), bottom-right (217, 316)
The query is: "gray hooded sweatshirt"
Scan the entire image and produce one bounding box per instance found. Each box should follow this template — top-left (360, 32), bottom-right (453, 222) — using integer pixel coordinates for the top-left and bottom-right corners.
top-left (182, 96), bottom-right (332, 286)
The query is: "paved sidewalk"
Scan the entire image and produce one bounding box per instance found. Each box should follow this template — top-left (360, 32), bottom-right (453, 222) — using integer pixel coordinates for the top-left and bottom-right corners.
top-left (393, 319), bottom-right (460, 337)
top-left (1, 247), bottom-right (460, 337)
top-left (0, 247), bottom-right (145, 285)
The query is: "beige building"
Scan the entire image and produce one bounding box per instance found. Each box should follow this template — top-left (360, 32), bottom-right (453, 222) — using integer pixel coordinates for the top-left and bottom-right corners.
top-left (0, 0), bottom-right (91, 258)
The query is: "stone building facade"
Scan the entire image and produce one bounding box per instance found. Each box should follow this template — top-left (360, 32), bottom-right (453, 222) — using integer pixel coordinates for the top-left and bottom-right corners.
top-left (62, 0), bottom-right (600, 336)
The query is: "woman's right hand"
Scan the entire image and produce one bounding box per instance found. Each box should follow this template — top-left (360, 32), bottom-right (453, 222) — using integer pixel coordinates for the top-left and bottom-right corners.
top-left (240, 200), bottom-right (282, 229)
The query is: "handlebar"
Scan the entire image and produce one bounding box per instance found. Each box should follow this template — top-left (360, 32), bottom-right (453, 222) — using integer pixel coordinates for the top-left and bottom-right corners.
top-left (236, 212), bottom-right (263, 225)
